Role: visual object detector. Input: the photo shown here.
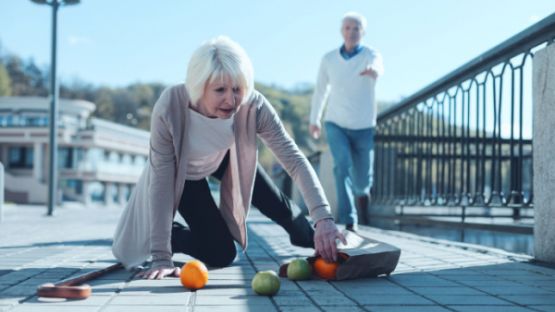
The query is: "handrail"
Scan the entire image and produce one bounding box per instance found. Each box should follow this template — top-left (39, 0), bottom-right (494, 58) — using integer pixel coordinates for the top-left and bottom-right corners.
top-left (378, 12), bottom-right (555, 122)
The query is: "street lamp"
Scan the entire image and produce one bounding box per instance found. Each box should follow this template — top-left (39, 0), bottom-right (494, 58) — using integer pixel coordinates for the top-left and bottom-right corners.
top-left (30, 0), bottom-right (80, 216)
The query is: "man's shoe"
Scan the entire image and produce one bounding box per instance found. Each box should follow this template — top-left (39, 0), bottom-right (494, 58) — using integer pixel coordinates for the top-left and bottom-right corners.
top-left (346, 224), bottom-right (356, 232)
top-left (356, 195), bottom-right (370, 224)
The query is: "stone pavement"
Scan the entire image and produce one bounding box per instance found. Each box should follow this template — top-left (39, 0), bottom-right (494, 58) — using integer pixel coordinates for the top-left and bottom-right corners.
top-left (0, 204), bottom-right (554, 312)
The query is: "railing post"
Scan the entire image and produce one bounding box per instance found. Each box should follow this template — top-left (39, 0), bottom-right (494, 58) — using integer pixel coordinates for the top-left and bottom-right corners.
top-left (533, 43), bottom-right (555, 264)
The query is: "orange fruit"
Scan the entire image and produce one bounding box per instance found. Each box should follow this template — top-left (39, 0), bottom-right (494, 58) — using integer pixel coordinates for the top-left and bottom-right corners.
top-left (313, 257), bottom-right (339, 280)
top-left (180, 260), bottom-right (208, 290)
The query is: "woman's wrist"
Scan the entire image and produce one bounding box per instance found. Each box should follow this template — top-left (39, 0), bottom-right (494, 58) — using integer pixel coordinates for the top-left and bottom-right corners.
top-left (151, 258), bottom-right (175, 269)
top-left (315, 217), bottom-right (334, 228)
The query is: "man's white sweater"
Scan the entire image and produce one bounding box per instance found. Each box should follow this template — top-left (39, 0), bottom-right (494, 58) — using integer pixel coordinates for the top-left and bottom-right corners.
top-left (310, 46), bottom-right (384, 130)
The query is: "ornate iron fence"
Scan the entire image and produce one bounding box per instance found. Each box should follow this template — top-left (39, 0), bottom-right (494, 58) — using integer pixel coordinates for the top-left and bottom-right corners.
top-left (374, 13), bottom-right (555, 216)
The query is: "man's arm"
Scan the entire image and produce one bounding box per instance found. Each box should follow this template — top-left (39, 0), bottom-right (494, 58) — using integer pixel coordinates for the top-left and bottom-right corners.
top-left (360, 50), bottom-right (384, 79)
top-left (309, 57), bottom-right (330, 138)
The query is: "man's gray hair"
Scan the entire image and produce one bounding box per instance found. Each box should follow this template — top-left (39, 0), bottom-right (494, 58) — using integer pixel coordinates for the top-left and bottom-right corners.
top-left (342, 11), bottom-right (367, 31)
top-left (185, 36), bottom-right (254, 107)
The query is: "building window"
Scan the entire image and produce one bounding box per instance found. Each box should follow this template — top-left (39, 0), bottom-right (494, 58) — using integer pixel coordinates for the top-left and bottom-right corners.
top-left (6, 115), bottom-right (14, 127)
top-left (8, 147), bottom-right (33, 169)
top-left (89, 181), bottom-right (105, 202)
top-left (66, 179), bottom-right (83, 195)
top-left (76, 147), bottom-right (85, 162)
top-left (58, 147), bottom-right (74, 169)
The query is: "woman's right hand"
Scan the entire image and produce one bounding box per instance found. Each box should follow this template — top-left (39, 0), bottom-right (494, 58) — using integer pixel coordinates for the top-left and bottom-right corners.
top-left (137, 265), bottom-right (181, 280)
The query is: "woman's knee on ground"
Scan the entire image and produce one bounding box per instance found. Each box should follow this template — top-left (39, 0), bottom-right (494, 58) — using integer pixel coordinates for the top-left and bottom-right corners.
top-left (198, 240), bottom-right (237, 268)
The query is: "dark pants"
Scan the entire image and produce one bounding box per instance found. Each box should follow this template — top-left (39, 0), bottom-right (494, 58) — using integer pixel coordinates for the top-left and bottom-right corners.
top-left (171, 152), bottom-right (315, 267)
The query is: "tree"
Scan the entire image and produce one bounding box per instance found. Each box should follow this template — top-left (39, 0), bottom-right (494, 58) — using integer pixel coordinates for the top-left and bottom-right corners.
top-left (24, 59), bottom-right (48, 96)
top-left (0, 62), bottom-right (11, 96)
top-left (5, 56), bottom-right (31, 95)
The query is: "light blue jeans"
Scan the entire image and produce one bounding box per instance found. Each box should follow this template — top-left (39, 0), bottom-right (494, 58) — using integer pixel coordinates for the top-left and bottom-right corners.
top-left (324, 122), bottom-right (374, 225)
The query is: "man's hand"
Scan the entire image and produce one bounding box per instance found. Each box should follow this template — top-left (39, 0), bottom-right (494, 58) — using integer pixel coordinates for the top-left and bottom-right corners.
top-left (313, 218), bottom-right (347, 262)
top-left (137, 265), bottom-right (181, 280)
top-left (309, 124), bottom-right (321, 139)
top-left (360, 68), bottom-right (378, 79)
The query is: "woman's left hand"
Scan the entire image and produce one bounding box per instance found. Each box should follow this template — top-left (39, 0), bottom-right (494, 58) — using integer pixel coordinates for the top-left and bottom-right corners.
top-left (313, 218), bottom-right (347, 262)
top-left (137, 265), bottom-right (181, 280)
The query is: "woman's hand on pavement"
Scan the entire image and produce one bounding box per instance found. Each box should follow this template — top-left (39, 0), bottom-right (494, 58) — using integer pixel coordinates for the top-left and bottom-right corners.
top-left (137, 265), bottom-right (181, 280)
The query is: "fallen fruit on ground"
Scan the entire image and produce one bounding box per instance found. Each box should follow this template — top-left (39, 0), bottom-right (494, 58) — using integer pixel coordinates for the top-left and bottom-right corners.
top-left (287, 258), bottom-right (312, 280)
top-left (313, 257), bottom-right (339, 280)
top-left (180, 260), bottom-right (209, 290)
top-left (251, 270), bottom-right (280, 296)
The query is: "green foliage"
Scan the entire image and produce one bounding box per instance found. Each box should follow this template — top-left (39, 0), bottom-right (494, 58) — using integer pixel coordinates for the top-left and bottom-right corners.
top-left (0, 62), bottom-right (11, 96)
top-left (0, 50), bottom-right (395, 172)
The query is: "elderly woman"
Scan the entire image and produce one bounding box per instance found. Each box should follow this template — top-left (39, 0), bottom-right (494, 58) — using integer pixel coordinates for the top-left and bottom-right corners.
top-left (112, 36), bottom-right (345, 279)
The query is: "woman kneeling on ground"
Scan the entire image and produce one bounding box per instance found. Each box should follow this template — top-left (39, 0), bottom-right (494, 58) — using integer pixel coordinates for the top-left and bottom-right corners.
top-left (112, 36), bottom-right (346, 279)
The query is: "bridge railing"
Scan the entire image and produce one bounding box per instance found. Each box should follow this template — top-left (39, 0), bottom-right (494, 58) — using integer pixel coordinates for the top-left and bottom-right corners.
top-left (373, 13), bottom-right (555, 218)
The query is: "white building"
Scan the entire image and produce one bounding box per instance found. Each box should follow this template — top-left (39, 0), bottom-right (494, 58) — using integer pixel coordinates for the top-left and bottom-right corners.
top-left (0, 96), bottom-right (149, 206)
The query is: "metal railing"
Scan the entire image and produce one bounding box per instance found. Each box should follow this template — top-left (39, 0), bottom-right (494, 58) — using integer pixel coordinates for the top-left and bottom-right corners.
top-left (373, 13), bottom-right (555, 220)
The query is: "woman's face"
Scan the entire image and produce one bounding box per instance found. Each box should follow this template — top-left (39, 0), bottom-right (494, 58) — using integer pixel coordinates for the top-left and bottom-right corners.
top-left (197, 75), bottom-right (243, 119)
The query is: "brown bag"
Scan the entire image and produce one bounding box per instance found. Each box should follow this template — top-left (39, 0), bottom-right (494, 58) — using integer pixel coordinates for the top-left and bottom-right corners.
top-left (280, 230), bottom-right (401, 280)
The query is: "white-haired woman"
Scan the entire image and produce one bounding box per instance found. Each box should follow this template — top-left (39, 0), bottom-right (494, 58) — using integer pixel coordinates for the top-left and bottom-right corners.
top-left (112, 36), bottom-right (345, 279)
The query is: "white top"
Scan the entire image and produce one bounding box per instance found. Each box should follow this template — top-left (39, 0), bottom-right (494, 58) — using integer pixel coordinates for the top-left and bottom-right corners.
top-left (310, 45), bottom-right (384, 130)
top-left (186, 108), bottom-right (235, 180)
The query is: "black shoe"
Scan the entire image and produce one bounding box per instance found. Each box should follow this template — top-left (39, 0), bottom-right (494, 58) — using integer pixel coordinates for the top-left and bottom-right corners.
top-left (346, 224), bottom-right (357, 233)
top-left (356, 195), bottom-right (370, 225)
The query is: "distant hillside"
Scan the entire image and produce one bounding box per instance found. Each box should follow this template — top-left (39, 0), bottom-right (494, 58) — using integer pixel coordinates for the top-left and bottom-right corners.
top-left (0, 51), bottom-right (394, 171)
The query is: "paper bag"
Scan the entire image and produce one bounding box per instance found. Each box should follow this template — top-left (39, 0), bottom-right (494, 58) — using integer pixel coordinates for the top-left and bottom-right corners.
top-left (280, 230), bottom-right (401, 280)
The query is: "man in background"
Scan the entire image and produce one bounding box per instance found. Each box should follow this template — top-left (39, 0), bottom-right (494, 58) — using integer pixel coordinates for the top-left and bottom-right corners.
top-left (310, 11), bottom-right (384, 231)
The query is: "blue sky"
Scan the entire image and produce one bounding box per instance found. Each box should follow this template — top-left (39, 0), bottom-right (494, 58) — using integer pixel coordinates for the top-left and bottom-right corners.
top-left (1, 1), bottom-right (554, 103)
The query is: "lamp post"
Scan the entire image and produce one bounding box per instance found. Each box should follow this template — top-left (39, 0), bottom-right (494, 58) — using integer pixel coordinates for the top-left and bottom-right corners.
top-left (30, 0), bottom-right (80, 216)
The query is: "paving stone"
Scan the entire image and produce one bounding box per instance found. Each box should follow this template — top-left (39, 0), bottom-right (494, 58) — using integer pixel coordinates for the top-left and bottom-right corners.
top-left (409, 286), bottom-right (485, 295)
top-left (273, 294), bottom-right (314, 306)
top-left (193, 305), bottom-right (278, 312)
top-left (0, 285), bottom-right (38, 296)
top-left (11, 306), bottom-right (100, 312)
top-left (280, 306), bottom-right (321, 312)
top-left (499, 295), bottom-right (555, 305)
top-left (198, 279), bottom-right (251, 288)
top-left (194, 287), bottom-right (253, 296)
top-left (350, 294), bottom-right (434, 305)
top-left (118, 285), bottom-right (189, 296)
top-left (448, 306), bottom-right (535, 312)
top-left (530, 306), bottom-right (555, 312)
top-left (476, 285), bottom-right (554, 295)
top-left (194, 294), bottom-right (272, 306)
top-left (426, 295), bottom-right (512, 305)
top-left (24, 294), bottom-right (111, 306)
top-left (311, 295), bottom-right (356, 306)
top-left (103, 305), bottom-right (190, 312)
top-left (364, 306), bottom-right (450, 312)
top-left (110, 293), bottom-right (190, 305)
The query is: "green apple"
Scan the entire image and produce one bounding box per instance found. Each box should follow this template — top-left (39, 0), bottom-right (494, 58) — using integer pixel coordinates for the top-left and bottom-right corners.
top-left (286, 258), bottom-right (312, 280)
top-left (251, 270), bottom-right (280, 296)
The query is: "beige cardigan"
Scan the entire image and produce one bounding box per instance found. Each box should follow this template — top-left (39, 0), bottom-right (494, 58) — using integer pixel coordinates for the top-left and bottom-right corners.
top-left (112, 84), bottom-right (332, 269)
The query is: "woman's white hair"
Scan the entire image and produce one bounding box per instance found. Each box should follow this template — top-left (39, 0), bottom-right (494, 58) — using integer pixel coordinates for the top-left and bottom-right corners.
top-left (342, 11), bottom-right (367, 31)
top-left (186, 36), bottom-right (254, 106)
